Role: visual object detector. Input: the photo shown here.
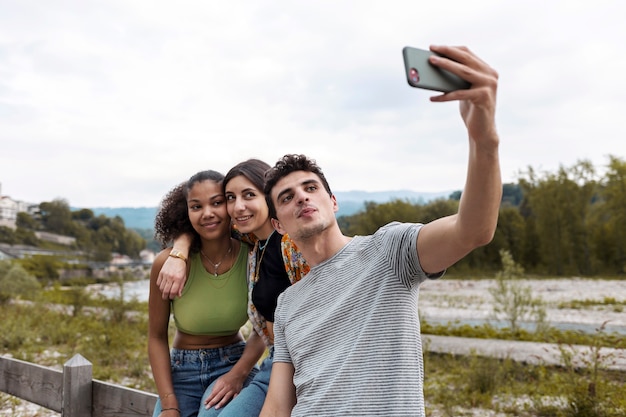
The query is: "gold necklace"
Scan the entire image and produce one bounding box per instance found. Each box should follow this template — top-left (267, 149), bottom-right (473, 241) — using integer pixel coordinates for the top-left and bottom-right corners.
top-left (200, 240), bottom-right (233, 276)
top-left (255, 231), bottom-right (275, 279)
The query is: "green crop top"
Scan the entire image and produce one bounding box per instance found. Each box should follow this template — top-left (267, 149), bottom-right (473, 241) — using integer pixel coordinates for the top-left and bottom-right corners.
top-left (171, 243), bottom-right (249, 336)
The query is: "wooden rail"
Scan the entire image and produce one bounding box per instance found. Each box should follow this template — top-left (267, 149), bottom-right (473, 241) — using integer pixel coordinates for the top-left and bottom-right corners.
top-left (3, 338), bottom-right (624, 415)
top-left (0, 354), bottom-right (157, 416)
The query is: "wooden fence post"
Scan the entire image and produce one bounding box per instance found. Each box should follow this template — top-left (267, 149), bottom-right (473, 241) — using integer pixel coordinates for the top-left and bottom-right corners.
top-left (63, 354), bottom-right (93, 417)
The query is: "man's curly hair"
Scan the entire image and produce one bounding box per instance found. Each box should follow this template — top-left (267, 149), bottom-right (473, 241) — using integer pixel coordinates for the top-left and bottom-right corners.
top-left (153, 170), bottom-right (224, 253)
top-left (264, 154), bottom-right (332, 220)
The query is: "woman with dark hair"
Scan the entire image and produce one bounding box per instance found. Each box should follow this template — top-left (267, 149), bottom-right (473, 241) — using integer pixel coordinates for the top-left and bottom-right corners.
top-left (149, 170), bottom-right (264, 417)
top-left (157, 159), bottom-right (308, 417)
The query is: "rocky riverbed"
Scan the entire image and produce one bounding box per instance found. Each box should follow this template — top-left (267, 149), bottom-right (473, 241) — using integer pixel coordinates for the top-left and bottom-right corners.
top-left (419, 277), bottom-right (626, 334)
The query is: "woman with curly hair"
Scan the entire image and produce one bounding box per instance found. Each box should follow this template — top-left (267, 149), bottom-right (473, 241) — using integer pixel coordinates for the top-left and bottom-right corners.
top-left (149, 170), bottom-right (264, 417)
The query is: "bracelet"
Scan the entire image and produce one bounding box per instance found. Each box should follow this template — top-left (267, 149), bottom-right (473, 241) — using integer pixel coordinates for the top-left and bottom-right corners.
top-left (161, 408), bottom-right (180, 414)
top-left (169, 249), bottom-right (187, 262)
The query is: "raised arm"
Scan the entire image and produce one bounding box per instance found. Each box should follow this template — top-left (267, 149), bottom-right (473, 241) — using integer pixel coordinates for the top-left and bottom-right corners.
top-left (156, 232), bottom-right (193, 299)
top-left (417, 45), bottom-right (502, 275)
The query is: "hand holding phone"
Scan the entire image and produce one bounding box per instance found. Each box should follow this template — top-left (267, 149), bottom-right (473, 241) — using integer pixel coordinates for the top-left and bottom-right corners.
top-left (402, 46), bottom-right (471, 93)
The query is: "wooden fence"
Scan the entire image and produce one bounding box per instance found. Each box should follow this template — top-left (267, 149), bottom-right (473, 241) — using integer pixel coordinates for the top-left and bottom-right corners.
top-left (0, 354), bottom-right (157, 416)
top-left (3, 338), bottom-right (624, 415)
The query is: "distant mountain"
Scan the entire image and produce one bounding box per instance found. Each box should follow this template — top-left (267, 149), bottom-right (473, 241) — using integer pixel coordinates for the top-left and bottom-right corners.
top-left (91, 207), bottom-right (158, 230)
top-left (90, 190), bottom-right (454, 230)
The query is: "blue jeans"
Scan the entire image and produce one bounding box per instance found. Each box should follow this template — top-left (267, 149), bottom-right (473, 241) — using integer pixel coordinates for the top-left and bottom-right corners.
top-left (200, 347), bottom-right (274, 417)
top-left (152, 342), bottom-right (258, 417)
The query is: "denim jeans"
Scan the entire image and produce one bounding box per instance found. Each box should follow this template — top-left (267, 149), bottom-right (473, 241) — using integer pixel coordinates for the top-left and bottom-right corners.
top-left (152, 341), bottom-right (258, 417)
top-left (200, 347), bottom-right (274, 417)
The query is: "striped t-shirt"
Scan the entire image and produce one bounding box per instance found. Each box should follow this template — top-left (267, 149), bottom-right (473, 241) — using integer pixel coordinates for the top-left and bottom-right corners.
top-left (273, 222), bottom-right (441, 417)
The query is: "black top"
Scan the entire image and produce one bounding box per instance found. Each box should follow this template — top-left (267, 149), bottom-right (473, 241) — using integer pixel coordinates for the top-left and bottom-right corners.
top-left (251, 232), bottom-right (291, 322)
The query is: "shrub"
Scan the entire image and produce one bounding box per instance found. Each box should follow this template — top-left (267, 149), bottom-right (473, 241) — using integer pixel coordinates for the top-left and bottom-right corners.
top-left (489, 250), bottom-right (547, 334)
top-left (0, 260), bottom-right (41, 304)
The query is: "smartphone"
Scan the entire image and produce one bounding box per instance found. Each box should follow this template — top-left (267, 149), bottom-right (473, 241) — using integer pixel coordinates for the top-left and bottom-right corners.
top-left (402, 46), bottom-right (470, 93)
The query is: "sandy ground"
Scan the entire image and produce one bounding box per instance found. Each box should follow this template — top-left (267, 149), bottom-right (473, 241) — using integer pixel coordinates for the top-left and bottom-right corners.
top-left (419, 277), bottom-right (626, 332)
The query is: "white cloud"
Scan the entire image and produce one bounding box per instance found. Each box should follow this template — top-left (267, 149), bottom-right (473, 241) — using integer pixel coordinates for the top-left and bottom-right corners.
top-left (1, 0), bottom-right (625, 207)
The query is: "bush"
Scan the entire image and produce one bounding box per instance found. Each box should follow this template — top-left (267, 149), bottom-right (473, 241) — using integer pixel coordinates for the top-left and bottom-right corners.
top-left (489, 249), bottom-right (547, 334)
top-left (0, 260), bottom-right (41, 304)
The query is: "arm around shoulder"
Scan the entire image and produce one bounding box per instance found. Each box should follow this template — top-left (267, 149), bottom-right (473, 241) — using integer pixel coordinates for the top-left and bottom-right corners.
top-left (157, 233), bottom-right (193, 299)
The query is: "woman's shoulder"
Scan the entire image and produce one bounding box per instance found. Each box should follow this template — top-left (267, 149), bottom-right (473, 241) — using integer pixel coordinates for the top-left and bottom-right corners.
top-left (280, 234), bottom-right (310, 283)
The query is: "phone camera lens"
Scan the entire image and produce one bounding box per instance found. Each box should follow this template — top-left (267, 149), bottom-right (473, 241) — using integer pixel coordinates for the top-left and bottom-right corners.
top-left (409, 68), bottom-right (420, 84)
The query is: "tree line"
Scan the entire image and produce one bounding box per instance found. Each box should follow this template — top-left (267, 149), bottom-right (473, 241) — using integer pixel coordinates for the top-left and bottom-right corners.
top-left (1, 155), bottom-right (624, 277)
top-left (0, 199), bottom-right (146, 262)
top-left (339, 155), bottom-right (626, 276)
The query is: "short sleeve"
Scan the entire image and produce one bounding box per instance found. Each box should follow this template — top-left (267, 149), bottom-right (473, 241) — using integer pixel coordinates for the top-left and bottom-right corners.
top-left (272, 292), bottom-right (293, 364)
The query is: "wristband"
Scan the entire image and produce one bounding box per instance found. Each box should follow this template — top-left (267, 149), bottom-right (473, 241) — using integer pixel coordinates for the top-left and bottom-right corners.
top-left (168, 249), bottom-right (187, 262)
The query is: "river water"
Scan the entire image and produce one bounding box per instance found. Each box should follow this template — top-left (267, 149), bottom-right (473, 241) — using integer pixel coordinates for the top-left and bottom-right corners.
top-left (89, 279), bottom-right (151, 301)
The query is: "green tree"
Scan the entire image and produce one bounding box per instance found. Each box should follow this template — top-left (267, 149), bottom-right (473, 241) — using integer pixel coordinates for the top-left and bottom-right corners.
top-left (490, 206), bottom-right (526, 264)
top-left (341, 199), bottom-right (422, 236)
top-left (3, 220), bottom-right (50, 246)
top-left (134, 228), bottom-right (160, 252)
top-left (0, 260), bottom-right (41, 304)
top-left (598, 155), bottom-right (626, 273)
top-left (0, 226), bottom-right (16, 244)
top-left (501, 183), bottom-right (524, 207)
top-left (449, 190), bottom-right (462, 201)
top-left (117, 228), bottom-right (146, 258)
top-left (72, 208), bottom-right (95, 222)
top-left (70, 214), bottom-right (146, 260)
top-left (419, 199), bottom-right (458, 223)
top-left (39, 199), bottom-right (73, 235)
top-left (14, 227), bottom-right (40, 246)
top-left (519, 161), bottom-right (597, 275)
top-left (16, 212), bottom-right (38, 230)
top-left (449, 183), bottom-right (522, 206)
top-left (340, 198), bottom-right (459, 237)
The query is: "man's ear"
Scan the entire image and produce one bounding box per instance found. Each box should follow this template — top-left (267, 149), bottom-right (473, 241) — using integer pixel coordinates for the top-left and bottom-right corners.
top-left (331, 194), bottom-right (339, 213)
top-left (271, 218), bottom-right (286, 235)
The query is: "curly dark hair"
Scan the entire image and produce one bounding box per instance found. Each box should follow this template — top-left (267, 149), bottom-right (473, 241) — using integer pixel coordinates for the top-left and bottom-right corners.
top-left (154, 170), bottom-right (224, 252)
top-left (263, 154), bottom-right (332, 219)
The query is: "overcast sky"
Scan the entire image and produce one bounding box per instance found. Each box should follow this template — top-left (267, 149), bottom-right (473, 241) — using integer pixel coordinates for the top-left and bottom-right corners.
top-left (1, 0), bottom-right (624, 208)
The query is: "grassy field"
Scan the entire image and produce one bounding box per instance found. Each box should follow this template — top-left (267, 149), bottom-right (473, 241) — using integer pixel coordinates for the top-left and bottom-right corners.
top-left (1, 279), bottom-right (625, 416)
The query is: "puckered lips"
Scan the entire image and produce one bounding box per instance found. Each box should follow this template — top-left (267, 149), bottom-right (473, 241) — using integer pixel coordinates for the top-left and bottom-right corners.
top-left (297, 205), bottom-right (317, 219)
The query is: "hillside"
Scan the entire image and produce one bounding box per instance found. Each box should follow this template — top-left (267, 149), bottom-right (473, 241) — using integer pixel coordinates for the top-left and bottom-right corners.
top-left (91, 190), bottom-right (453, 229)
